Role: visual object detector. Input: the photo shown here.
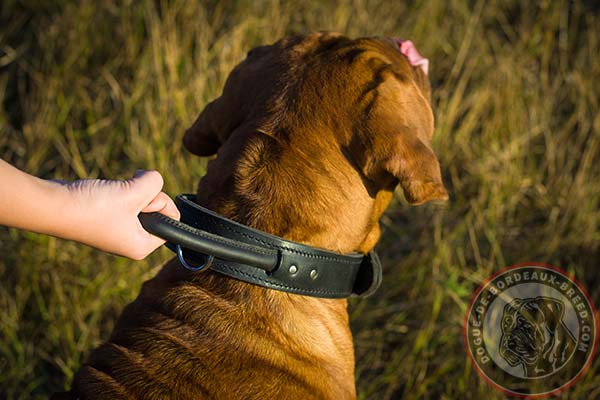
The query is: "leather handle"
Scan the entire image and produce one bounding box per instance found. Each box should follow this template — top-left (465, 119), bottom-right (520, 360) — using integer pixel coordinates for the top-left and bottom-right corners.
top-left (138, 212), bottom-right (279, 272)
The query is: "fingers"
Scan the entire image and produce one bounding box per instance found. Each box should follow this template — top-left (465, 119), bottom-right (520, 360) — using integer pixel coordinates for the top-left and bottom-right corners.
top-left (132, 192), bottom-right (179, 259)
top-left (121, 170), bottom-right (182, 260)
top-left (132, 190), bottom-right (180, 260)
top-left (129, 170), bottom-right (180, 220)
top-left (141, 191), bottom-right (180, 220)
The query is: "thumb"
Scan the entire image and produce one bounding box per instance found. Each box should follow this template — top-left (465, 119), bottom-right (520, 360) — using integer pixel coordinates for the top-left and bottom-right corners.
top-left (128, 170), bottom-right (164, 205)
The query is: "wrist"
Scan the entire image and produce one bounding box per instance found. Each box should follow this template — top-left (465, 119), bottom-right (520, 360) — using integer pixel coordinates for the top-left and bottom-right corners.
top-left (34, 178), bottom-right (82, 238)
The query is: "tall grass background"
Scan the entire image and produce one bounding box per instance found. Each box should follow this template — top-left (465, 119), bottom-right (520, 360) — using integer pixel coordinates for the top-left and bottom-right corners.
top-left (1, 1), bottom-right (599, 398)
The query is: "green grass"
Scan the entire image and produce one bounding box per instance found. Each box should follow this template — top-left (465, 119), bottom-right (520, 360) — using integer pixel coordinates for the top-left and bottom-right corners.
top-left (1, 1), bottom-right (599, 398)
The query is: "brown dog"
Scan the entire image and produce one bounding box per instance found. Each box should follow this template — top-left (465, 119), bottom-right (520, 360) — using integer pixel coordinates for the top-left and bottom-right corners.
top-left (60, 32), bottom-right (447, 399)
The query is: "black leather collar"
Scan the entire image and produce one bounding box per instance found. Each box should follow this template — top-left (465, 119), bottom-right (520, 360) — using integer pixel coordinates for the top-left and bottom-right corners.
top-left (138, 194), bottom-right (382, 299)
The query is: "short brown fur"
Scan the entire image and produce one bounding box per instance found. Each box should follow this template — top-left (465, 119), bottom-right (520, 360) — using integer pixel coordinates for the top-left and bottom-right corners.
top-left (58, 32), bottom-right (447, 400)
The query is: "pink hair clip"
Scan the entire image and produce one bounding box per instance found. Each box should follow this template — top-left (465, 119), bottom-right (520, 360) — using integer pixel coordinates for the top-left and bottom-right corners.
top-left (395, 39), bottom-right (429, 76)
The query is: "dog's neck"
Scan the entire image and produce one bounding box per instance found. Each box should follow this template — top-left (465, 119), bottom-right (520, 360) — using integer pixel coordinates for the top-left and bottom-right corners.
top-left (179, 133), bottom-right (380, 398)
top-left (192, 132), bottom-right (390, 255)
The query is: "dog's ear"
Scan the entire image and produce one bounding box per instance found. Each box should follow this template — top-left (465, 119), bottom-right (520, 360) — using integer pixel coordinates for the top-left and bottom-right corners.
top-left (361, 72), bottom-right (448, 205)
top-left (184, 55), bottom-right (257, 157)
top-left (382, 130), bottom-right (449, 205)
top-left (183, 97), bottom-right (238, 156)
top-left (184, 51), bottom-right (262, 156)
top-left (536, 296), bottom-right (565, 330)
top-left (184, 43), bottom-right (282, 157)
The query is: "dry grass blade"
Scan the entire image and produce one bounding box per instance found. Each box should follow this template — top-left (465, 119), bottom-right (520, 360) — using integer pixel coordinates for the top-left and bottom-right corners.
top-left (0, 1), bottom-right (598, 399)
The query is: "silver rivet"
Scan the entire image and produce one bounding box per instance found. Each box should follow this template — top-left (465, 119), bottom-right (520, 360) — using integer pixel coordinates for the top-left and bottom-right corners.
top-left (289, 265), bottom-right (298, 274)
top-left (310, 269), bottom-right (318, 280)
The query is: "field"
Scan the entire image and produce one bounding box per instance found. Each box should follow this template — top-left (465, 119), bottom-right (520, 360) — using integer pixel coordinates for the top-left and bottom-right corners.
top-left (1, 1), bottom-right (599, 399)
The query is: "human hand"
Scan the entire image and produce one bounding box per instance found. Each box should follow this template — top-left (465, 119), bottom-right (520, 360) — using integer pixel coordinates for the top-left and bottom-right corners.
top-left (0, 160), bottom-right (179, 259)
top-left (59, 170), bottom-right (180, 259)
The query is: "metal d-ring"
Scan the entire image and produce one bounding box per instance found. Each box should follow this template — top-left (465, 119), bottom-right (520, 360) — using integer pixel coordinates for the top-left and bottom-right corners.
top-left (176, 244), bottom-right (214, 272)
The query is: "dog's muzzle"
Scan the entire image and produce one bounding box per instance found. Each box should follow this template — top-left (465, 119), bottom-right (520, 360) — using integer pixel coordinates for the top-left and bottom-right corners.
top-left (138, 194), bottom-right (382, 299)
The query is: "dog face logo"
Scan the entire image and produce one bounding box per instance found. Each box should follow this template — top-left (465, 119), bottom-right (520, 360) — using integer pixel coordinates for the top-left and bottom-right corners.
top-left (464, 264), bottom-right (598, 397)
top-left (499, 297), bottom-right (576, 378)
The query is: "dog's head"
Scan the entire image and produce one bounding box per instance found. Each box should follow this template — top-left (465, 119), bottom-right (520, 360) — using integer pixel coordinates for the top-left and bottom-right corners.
top-left (183, 32), bottom-right (448, 251)
top-left (499, 297), bottom-right (567, 368)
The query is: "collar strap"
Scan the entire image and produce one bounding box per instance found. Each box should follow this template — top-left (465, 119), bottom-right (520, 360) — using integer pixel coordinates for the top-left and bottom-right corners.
top-left (138, 194), bottom-right (382, 299)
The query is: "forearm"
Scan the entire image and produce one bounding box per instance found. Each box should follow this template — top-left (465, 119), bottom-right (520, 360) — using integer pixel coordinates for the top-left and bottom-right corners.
top-left (0, 159), bottom-right (74, 237)
top-left (1, 159), bottom-right (178, 259)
